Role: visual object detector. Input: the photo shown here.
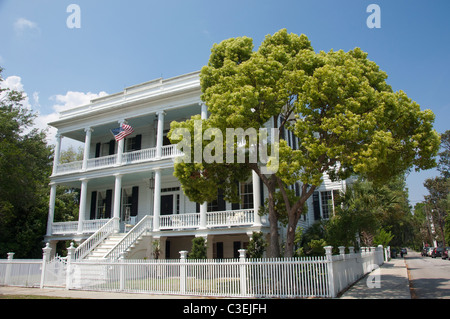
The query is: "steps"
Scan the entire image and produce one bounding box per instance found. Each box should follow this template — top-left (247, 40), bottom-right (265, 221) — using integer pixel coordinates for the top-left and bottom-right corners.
top-left (84, 234), bottom-right (127, 260)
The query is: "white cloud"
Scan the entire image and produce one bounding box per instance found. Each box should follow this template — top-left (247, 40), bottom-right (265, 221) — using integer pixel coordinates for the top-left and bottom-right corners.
top-left (1, 74), bottom-right (107, 149)
top-left (14, 17), bottom-right (40, 35)
top-left (44, 91), bottom-right (108, 148)
top-left (51, 91), bottom-right (108, 113)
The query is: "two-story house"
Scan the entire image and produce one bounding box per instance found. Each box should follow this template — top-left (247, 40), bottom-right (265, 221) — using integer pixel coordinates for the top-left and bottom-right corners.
top-left (45, 71), bottom-right (347, 260)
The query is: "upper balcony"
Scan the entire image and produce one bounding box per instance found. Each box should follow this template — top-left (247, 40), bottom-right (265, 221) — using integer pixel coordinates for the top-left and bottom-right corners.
top-left (48, 71), bottom-right (203, 178)
top-left (54, 144), bottom-right (182, 175)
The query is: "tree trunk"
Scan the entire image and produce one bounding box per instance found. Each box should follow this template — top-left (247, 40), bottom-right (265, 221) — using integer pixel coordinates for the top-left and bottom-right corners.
top-left (284, 216), bottom-right (300, 257)
top-left (267, 191), bottom-right (280, 257)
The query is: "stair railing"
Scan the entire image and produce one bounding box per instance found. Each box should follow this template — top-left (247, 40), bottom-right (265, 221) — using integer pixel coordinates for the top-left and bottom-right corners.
top-left (74, 217), bottom-right (120, 260)
top-left (103, 215), bottom-right (153, 260)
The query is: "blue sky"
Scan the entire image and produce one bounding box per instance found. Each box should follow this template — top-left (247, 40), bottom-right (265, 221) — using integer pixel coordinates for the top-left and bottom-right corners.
top-left (0, 0), bottom-right (449, 205)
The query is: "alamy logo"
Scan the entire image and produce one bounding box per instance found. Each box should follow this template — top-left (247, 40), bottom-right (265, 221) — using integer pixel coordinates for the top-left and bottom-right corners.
top-left (171, 120), bottom-right (280, 174)
top-left (366, 4), bottom-right (381, 29)
top-left (66, 4), bottom-right (81, 29)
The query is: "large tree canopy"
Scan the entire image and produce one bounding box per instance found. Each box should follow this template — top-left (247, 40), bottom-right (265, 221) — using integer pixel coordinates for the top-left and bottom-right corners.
top-left (0, 67), bottom-right (53, 258)
top-left (170, 29), bottom-right (440, 257)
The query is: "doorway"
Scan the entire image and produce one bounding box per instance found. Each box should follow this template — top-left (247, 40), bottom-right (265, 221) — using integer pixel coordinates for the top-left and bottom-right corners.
top-left (161, 194), bottom-right (173, 215)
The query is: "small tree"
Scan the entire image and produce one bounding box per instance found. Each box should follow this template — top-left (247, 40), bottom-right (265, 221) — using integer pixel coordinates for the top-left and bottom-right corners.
top-left (247, 232), bottom-right (267, 258)
top-left (189, 237), bottom-right (207, 259)
top-left (152, 240), bottom-right (160, 259)
top-left (373, 228), bottom-right (395, 248)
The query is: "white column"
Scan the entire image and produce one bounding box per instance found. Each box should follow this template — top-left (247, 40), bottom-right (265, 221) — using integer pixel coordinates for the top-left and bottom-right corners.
top-left (199, 202), bottom-right (207, 229)
top-left (113, 174), bottom-right (122, 233)
top-left (46, 183), bottom-right (57, 236)
top-left (82, 127), bottom-right (93, 170)
top-left (52, 133), bottom-right (62, 175)
top-left (116, 119), bottom-right (125, 165)
top-left (200, 102), bottom-right (208, 120)
top-left (155, 111), bottom-right (165, 159)
top-left (77, 179), bottom-right (89, 234)
top-left (153, 168), bottom-right (161, 231)
top-left (252, 171), bottom-right (262, 226)
top-left (199, 104), bottom-right (208, 229)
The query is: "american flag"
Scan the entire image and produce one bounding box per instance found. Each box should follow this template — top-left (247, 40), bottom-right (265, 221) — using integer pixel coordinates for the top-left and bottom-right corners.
top-left (111, 123), bottom-right (134, 141)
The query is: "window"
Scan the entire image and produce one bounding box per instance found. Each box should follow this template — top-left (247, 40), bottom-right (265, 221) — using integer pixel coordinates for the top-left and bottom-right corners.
top-left (240, 182), bottom-right (254, 209)
top-left (125, 134), bottom-right (142, 152)
top-left (320, 191), bottom-right (333, 219)
top-left (313, 190), bottom-right (340, 220)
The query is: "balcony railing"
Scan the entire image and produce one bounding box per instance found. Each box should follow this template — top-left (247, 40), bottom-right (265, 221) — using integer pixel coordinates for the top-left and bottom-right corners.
top-left (54, 144), bottom-right (182, 175)
top-left (51, 219), bottom-right (110, 235)
top-left (50, 210), bottom-right (263, 236)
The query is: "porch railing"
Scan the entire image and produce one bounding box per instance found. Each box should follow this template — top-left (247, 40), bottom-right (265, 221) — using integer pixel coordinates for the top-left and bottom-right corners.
top-left (122, 147), bottom-right (156, 164)
top-left (86, 154), bottom-right (117, 169)
top-left (160, 213), bottom-right (200, 230)
top-left (104, 215), bottom-right (153, 260)
top-left (54, 145), bottom-right (183, 175)
top-left (50, 210), bottom-right (261, 237)
top-left (51, 219), bottom-right (110, 235)
top-left (207, 209), bottom-right (254, 227)
top-left (74, 217), bottom-right (119, 260)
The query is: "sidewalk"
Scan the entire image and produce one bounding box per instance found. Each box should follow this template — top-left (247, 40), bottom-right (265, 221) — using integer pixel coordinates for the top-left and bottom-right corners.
top-left (340, 257), bottom-right (411, 299)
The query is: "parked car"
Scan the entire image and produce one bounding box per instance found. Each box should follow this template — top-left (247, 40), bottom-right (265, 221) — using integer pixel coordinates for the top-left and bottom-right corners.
top-left (442, 247), bottom-right (450, 260)
top-left (431, 247), bottom-right (443, 258)
top-left (390, 248), bottom-right (398, 258)
top-left (401, 248), bottom-right (407, 256)
top-left (421, 247), bottom-right (430, 256)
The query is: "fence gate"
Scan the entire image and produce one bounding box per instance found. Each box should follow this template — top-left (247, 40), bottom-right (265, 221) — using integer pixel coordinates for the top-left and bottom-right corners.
top-left (43, 256), bottom-right (67, 288)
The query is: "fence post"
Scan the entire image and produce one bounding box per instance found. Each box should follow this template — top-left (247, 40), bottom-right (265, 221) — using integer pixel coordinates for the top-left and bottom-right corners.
top-left (238, 249), bottom-right (247, 297)
top-left (66, 242), bottom-right (76, 290)
top-left (324, 246), bottom-right (335, 298)
top-left (119, 252), bottom-right (125, 291)
top-left (40, 243), bottom-right (52, 289)
top-left (376, 245), bottom-right (384, 265)
top-left (179, 250), bottom-right (188, 295)
top-left (5, 252), bottom-right (15, 285)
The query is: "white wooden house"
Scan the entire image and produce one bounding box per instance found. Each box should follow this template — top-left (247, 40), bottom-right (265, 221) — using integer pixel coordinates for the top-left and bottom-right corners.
top-left (45, 71), bottom-right (347, 259)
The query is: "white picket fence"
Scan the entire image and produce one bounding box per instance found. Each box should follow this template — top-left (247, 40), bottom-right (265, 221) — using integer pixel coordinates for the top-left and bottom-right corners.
top-left (0, 245), bottom-right (385, 298)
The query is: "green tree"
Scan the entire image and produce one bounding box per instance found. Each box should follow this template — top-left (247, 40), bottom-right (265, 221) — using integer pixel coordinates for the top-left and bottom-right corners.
top-left (437, 130), bottom-right (450, 179)
top-left (189, 237), bottom-right (207, 259)
top-left (373, 228), bottom-right (395, 248)
top-left (424, 176), bottom-right (449, 247)
top-left (169, 29), bottom-right (440, 257)
top-left (0, 67), bottom-right (53, 258)
top-left (247, 231), bottom-right (267, 258)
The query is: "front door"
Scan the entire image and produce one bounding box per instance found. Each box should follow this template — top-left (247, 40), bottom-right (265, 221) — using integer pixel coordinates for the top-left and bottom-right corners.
top-left (161, 194), bottom-right (173, 215)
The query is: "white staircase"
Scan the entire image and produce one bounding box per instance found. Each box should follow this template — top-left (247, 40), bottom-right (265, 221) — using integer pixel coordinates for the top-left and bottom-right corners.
top-left (84, 233), bottom-right (127, 260)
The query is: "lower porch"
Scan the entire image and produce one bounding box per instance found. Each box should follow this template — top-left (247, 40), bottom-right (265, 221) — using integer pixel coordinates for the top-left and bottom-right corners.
top-left (48, 208), bottom-right (265, 237)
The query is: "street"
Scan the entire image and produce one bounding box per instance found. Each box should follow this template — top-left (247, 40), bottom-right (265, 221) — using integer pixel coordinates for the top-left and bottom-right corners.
top-left (405, 250), bottom-right (450, 299)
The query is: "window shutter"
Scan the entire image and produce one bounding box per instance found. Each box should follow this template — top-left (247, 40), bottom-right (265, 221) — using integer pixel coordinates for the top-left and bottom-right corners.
top-left (135, 134), bottom-right (142, 151)
top-left (232, 181), bottom-right (240, 210)
top-left (105, 189), bottom-right (112, 218)
top-left (131, 186), bottom-right (139, 216)
top-left (217, 189), bottom-right (226, 211)
top-left (95, 143), bottom-right (101, 158)
top-left (313, 192), bottom-right (321, 220)
top-left (109, 140), bottom-right (115, 155)
top-left (259, 177), bottom-right (264, 208)
top-left (90, 191), bottom-right (97, 219)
